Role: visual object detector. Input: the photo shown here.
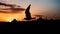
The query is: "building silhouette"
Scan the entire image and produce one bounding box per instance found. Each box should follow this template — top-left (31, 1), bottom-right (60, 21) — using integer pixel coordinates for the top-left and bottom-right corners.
top-left (11, 19), bottom-right (17, 23)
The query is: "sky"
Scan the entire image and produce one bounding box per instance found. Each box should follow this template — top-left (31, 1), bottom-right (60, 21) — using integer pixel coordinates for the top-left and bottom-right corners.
top-left (0, 0), bottom-right (60, 21)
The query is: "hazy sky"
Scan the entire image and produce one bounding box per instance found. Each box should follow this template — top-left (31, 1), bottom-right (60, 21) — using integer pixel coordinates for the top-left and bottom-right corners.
top-left (0, 0), bottom-right (60, 19)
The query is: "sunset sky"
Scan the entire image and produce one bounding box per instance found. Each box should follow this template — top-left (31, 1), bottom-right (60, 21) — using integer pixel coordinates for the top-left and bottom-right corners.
top-left (0, 0), bottom-right (60, 22)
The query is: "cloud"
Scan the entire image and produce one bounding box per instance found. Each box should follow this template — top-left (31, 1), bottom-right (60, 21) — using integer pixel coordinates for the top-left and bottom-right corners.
top-left (0, 2), bottom-right (25, 13)
top-left (0, 8), bottom-right (25, 11)
top-left (0, 2), bottom-right (19, 7)
top-left (0, 8), bottom-right (25, 13)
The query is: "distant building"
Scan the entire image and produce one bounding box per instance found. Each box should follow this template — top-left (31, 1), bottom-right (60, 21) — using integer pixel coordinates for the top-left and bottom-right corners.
top-left (11, 19), bottom-right (17, 23)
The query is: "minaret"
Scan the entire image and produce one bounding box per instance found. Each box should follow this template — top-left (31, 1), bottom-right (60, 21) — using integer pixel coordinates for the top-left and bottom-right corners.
top-left (24, 4), bottom-right (32, 20)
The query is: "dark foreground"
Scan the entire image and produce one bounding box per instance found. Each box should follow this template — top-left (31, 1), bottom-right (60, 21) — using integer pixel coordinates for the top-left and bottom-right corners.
top-left (0, 18), bottom-right (60, 33)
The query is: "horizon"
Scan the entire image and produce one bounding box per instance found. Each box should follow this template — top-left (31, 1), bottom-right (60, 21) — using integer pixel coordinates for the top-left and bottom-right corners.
top-left (0, 0), bottom-right (60, 22)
